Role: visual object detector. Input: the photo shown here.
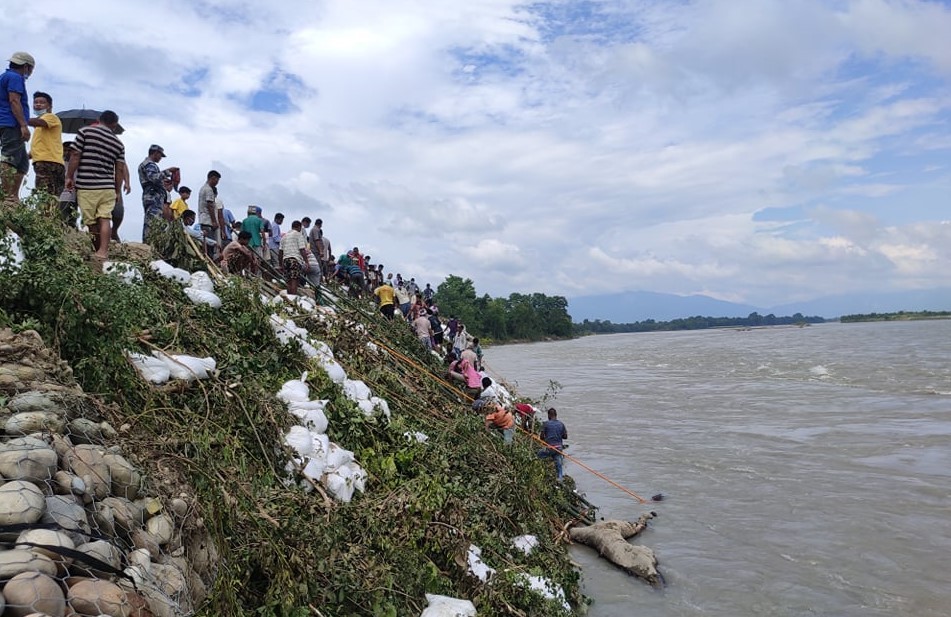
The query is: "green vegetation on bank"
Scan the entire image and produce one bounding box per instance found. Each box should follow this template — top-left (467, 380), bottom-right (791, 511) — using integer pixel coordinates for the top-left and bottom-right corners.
top-left (840, 310), bottom-right (951, 322)
top-left (436, 275), bottom-right (573, 341)
top-left (0, 197), bottom-right (586, 616)
top-left (574, 312), bottom-right (826, 334)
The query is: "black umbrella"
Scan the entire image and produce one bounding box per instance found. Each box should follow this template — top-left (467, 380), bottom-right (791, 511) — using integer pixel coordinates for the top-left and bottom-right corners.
top-left (56, 109), bottom-right (125, 135)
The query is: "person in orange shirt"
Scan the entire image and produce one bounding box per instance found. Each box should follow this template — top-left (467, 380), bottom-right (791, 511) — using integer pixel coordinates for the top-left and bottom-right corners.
top-left (484, 404), bottom-right (515, 445)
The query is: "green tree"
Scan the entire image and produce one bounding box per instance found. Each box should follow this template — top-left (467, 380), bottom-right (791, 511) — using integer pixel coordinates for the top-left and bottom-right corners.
top-left (436, 275), bottom-right (479, 327)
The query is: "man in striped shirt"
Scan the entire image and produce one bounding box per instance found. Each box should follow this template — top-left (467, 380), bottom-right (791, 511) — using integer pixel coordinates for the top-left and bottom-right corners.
top-left (64, 110), bottom-right (129, 260)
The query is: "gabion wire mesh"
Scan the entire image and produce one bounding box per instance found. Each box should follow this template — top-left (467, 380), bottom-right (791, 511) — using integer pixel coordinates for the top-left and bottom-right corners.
top-left (0, 327), bottom-right (209, 617)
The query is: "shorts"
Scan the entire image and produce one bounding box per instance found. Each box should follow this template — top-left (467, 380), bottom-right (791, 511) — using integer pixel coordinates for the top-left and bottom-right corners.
top-left (380, 304), bottom-right (395, 319)
top-left (224, 251), bottom-right (253, 275)
top-left (32, 160), bottom-right (65, 197)
top-left (0, 126), bottom-right (28, 174)
top-left (77, 188), bottom-right (117, 227)
top-left (283, 258), bottom-right (302, 280)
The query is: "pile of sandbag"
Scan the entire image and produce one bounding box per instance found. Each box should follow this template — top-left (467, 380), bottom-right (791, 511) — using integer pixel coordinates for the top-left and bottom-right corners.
top-left (277, 377), bottom-right (367, 503)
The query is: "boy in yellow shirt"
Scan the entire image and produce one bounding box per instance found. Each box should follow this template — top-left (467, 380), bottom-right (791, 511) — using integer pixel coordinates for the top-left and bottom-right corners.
top-left (168, 186), bottom-right (190, 220)
top-left (28, 91), bottom-right (64, 199)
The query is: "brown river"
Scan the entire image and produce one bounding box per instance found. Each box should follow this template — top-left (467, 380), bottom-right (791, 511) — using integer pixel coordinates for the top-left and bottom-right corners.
top-left (485, 320), bottom-right (951, 616)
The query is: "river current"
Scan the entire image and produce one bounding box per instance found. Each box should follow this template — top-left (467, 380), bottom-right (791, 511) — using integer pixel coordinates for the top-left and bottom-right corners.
top-left (485, 320), bottom-right (951, 617)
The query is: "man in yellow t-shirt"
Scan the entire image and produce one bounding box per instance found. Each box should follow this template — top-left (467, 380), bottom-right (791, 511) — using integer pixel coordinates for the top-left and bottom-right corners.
top-left (168, 186), bottom-right (190, 220)
top-left (27, 91), bottom-right (64, 199)
top-left (374, 281), bottom-right (396, 319)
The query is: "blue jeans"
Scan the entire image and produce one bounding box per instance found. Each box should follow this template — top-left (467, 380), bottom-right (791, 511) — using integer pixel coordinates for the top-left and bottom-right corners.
top-left (538, 446), bottom-right (564, 480)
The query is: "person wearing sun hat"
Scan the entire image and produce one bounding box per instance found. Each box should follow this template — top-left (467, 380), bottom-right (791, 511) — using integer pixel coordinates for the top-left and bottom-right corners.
top-left (1, 51), bottom-right (36, 201)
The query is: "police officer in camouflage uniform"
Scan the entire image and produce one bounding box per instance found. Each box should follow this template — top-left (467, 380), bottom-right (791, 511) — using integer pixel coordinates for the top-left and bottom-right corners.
top-left (138, 144), bottom-right (169, 242)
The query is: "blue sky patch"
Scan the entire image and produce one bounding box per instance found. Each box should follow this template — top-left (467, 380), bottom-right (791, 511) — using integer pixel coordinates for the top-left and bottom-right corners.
top-left (178, 68), bottom-right (208, 98)
top-left (245, 70), bottom-right (309, 114)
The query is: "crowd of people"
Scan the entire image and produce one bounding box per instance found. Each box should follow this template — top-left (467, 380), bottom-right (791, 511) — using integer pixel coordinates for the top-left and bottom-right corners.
top-left (1, 50), bottom-right (571, 482)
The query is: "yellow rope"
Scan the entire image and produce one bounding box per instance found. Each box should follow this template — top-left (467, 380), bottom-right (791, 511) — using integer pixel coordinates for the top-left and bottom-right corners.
top-left (374, 340), bottom-right (653, 505)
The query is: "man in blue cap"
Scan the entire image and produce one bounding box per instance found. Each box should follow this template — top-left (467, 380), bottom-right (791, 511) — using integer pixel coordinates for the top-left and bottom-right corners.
top-left (1, 52), bottom-right (36, 201)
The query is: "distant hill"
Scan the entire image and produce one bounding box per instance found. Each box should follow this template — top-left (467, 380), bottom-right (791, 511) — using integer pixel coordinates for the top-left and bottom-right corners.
top-left (567, 291), bottom-right (758, 323)
top-left (568, 288), bottom-right (951, 322)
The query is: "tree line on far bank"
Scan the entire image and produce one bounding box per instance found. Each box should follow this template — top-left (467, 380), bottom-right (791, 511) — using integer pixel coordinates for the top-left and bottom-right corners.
top-left (435, 275), bottom-right (573, 341)
top-left (572, 312), bottom-right (826, 335)
top-left (431, 276), bottom-right (830, 342)
top-left (840, 310), bottom-right (951, 322)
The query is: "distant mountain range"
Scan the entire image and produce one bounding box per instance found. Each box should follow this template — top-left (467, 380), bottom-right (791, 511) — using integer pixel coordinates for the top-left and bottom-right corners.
top-left (567, 288), bottom-right (951, 322)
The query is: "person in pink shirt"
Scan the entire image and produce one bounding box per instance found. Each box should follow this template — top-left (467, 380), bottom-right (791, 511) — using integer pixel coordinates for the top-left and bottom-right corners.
top-left (459, 356), bottom-right (482, 396)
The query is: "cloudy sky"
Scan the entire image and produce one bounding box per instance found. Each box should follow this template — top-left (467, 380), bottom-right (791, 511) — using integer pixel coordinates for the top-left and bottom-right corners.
top-left (5, 0), bottom-right (951, 306)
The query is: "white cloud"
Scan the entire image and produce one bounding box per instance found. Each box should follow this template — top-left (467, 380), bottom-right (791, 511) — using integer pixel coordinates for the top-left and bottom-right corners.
top-left (4, 0), bottom-right (951, 311)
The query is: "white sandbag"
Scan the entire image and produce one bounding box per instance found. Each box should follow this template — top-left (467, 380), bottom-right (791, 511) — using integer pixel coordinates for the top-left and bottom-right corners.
top-left (320, 358), bottom-right (347, 383)
top-left (314, 341), bottom-right (334, 359)
top-left (370, 397), bottom-right (391, 419)
top-left (152, 350), bottom-right (216, 380)
top-left (149, 260), bottom-right (190, 284)
top-left (0, 230), bottom-right (24, 270)
top-left (272, 327), bottom-right (293, 345)
top-left (351, 463), bottom-right (367, 493)
top-left (183, 286), bottom-right (222, 308)
top-left (420, 594), bottom-right (477, 617)
top-left (467, 545), bottom-right (495, 582)
top-left (311, 433), bottom-right (330, 461)
top-left (512, 535), bottom-right (539, 555)
top-left (103, 261), bottom-right (142, 284)
top-left (287, 399), bottom-right (328, 412)
top-left (277, 380), bottom-right (310, 404)
top-left (189, 270), bottom-right (215, 292)
top-left (323, 465), bottom-right (355, 502)
top-left (366, 341), bottom-right (379, 353)
top-left (126, 352), bottom-right (170, 384)
top-left (343, 379), bottom-right (371, 401)
top-left (357, 399), bottom-right (376, 417)
top-left (284, 426), bottom-right (314, 458)
top-left (288, 295), bottom-right (315, 312)
top-left (289, 404), bottom-right (328, 434)
top-left (325, 443), bottom-right (354, 472)
top-left (299, 341), bottom-right (320, 358)
top-left (302, 456), bottom-right (327, 482)
top-left (404, 431), bottom-right (429, 443)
